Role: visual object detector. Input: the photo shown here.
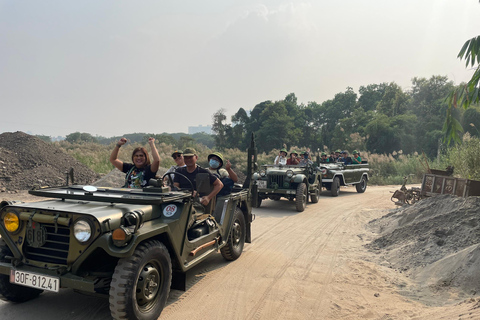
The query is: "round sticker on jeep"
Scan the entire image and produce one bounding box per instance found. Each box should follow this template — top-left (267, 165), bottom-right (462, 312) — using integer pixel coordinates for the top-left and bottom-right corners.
top-left (163, 204), bottom-right (177, 217)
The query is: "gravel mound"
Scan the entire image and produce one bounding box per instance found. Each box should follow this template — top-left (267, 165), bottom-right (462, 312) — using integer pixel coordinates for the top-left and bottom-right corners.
top-left (0, 131), bottom-right (99, 191)
top-left (367, 194), bottom-right (480, 294)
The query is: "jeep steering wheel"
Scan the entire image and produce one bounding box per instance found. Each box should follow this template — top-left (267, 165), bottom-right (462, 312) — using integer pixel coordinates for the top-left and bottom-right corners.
top-left (161, 171), bottom-right (195, 197)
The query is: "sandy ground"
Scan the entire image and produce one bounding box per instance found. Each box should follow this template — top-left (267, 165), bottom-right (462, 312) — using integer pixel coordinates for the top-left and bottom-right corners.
top-left (2, 185), bottom-right (480, 319)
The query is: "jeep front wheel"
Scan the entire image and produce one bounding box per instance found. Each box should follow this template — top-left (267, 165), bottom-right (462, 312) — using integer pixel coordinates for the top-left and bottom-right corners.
top-left (0, 240), bottom-right (43, 302)
top-left (296, 183), bottom-right (307, 212)
top-left (110, 240), bottom-right (172, 320)
top-left (221, 207), bottom-right (246, 261)
top-left (356, 176), bottom-right (367, 193)
top-left (331, 177), bottom-right (340, 197)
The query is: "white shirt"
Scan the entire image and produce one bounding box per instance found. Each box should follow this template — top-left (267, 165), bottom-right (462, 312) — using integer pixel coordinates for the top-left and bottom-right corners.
top-left (274, 155), bottom-right (287, 165)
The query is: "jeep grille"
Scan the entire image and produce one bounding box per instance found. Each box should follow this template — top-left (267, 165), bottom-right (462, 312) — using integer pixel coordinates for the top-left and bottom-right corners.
top-left (268, 175), bottom-right (285, 189)
top-left (24, 223), bottom-right (70, 265)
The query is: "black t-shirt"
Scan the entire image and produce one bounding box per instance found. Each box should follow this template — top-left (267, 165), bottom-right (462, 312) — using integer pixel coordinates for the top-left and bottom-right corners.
top-left (122, 163), bottom-right (156, 188)
top-left (174, 166), bottom-right (217, 189)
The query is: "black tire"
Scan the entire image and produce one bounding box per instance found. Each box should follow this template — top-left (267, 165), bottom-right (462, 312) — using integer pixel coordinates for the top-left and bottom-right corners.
top-left (295, 183), bottom-right (307, 212)
top-left (310, 187), bottom-right (320, 203)
top-left (355, 176), bottom-right (367, 193)
top-left (0, 240), bottom-right (43, 302)
top-left (109, 240), bottom-right (172, 320)
top-left (331, 177), bottom-right (340, 197)
top-left (221, 208), bottom-right (246, 261)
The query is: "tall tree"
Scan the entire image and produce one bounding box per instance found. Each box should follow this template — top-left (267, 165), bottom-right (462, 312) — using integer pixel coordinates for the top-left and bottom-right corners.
top-left (376, 82), bottom-right (409, 117)
top-left (211, 109), bottom-right (229, 150)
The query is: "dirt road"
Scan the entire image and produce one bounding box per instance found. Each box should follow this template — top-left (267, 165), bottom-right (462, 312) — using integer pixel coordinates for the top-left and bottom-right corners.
top-left (2, 185), bottom-right (480, 319)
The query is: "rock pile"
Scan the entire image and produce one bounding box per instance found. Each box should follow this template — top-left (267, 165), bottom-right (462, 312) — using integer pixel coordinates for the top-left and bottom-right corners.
top-left (0, 131), bottom-right (99, 192)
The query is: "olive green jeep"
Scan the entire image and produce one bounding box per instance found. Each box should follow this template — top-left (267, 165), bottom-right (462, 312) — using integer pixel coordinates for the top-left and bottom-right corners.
top-left (318, 161), bottom-right (369, 196)
top-left (0, 139), bottom-right (257, 320)
top-left (251, 163), bottom-right (322, 212)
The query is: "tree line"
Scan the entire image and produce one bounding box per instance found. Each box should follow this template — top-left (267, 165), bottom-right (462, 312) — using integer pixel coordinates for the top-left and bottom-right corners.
top-left (212, 75), bottom-right (480, 158)
top-left (38, 131), bottom-right (215, 149)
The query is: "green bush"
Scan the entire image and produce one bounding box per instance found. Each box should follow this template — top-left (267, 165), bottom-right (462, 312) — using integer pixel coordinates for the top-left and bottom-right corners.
top-left (443, 134), bottom-right (480, 180)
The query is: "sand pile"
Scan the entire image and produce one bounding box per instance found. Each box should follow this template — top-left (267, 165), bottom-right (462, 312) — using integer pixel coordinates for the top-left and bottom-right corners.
top-left (367, 194), bottom-right (480, 296)
top-left (0, 132), bottom-right (99, 192)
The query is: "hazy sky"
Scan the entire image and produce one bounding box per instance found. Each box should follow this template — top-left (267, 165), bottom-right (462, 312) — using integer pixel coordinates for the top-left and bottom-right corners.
top-left (1, 0), bottom-right (480, 137)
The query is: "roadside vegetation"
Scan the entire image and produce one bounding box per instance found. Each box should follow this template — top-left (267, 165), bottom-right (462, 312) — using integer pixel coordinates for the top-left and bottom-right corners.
top-left (51, 135), bottom-right (480, 187)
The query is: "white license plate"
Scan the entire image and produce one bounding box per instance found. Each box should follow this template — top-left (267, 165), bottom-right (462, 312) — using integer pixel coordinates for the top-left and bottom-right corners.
top-left (10, 269), bottom-right (60, 292)
top-left (257, 180), bottom-right (267, 189)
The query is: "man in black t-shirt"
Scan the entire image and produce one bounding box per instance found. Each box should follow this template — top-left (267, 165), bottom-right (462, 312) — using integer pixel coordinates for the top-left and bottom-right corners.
top-left (173, 147), bottom-right (223, 206)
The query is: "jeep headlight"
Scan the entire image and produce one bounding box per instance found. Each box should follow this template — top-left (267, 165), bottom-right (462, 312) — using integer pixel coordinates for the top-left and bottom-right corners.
top-left (73, 219), bottom-right (92, 243)
top-left (259, 169), bottom-right (266, 177)
top-left (286, 170), bottom-right (294, 178)
top-left (4, 211), bottom-right (20, 233)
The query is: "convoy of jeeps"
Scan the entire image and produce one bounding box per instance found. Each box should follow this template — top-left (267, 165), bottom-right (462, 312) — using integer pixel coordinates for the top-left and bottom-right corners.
top-left (252, 152), bottom-right (369, 212)
top-left (0, 137), bottom-right (369, 320)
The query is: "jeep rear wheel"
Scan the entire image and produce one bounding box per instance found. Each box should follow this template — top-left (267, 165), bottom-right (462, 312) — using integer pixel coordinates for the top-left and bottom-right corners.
top-left (296, 183), bottom-right (307, 212)
top-left (110, 240), bottom-right (172, 320)
top-left (221, 207), bottom-right (246, 261)
top-left (0, 240), bottom-right (43, 302)
top-left (356, 176), bottom-right (367, 193)
top-left (331, 177), bottom-right (340, 197)
top-left (310, 187), bottom-right (320, 203)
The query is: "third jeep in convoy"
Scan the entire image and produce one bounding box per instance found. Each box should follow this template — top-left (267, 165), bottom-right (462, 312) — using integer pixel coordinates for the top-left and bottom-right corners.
top-left (318, 161), bottom-right (369, 196)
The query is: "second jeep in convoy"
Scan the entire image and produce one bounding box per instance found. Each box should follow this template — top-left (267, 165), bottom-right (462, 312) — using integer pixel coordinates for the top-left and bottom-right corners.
top-left (252, 163), bottom-right (322, 212)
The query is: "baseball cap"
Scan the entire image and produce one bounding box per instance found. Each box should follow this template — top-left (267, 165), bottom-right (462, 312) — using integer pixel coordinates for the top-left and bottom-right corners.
top-left (183, 148), bottom-right (197, 156)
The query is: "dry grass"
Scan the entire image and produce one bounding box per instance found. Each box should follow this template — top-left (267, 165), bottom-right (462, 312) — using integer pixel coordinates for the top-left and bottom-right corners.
top-left (56, 139), bottom-right (479, 185)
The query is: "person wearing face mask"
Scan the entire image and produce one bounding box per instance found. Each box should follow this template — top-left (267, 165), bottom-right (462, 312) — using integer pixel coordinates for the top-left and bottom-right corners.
top-left (206, 152), bottom-right (238, 183)
top-left (207, 152), bottom-right (238, 196)
top-left (298, 151), bottom-right (313, 166)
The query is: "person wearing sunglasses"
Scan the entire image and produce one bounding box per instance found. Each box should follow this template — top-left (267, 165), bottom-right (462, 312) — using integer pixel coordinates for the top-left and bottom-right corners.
top-left (164, 150), bottom-right (186, 183)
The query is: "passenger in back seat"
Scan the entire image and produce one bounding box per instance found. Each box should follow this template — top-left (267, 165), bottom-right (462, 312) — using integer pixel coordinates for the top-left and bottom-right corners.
top-left (206, 152), bottom-right (238, 196)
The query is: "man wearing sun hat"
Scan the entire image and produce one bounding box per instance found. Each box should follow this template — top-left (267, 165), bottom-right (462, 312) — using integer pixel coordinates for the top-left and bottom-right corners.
top-left (173, 147), bottom-right (223, 206)
top-left (287, 150), bottom-right (299, 165)
top-left (334, 149), bottom-right (342, 162)
top-left (320, 152), bottom-right (329, 163)
top-left (352, 150), bottom-right (362, 164)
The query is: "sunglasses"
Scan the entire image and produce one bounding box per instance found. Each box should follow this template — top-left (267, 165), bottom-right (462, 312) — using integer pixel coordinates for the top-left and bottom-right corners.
top-left (172, 154), bottom-right (183, 159)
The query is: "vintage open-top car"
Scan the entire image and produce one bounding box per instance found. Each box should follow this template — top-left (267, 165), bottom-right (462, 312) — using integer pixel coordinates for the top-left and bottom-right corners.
top-left (0, 137), bottom-right (257, 320)
top-left (251, 162), bottom-right (322, 212)
top-left (318, 161), bottom-right (369, 196)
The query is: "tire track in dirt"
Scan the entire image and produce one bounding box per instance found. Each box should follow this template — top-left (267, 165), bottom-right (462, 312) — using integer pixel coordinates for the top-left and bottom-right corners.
top-left (161, 197), bottom-right (346, 319)
top-left (245, 195), bottom-right (357, 319)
